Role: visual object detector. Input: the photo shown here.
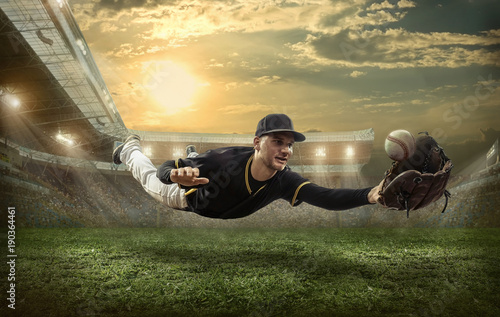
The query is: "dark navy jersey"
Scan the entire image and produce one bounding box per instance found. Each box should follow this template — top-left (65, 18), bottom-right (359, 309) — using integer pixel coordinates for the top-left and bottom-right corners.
top-left (157, 146), bottom-right (373, 219)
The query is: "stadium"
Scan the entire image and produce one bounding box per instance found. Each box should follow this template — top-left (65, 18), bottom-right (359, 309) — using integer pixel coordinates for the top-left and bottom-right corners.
top-left (1, 0), bottom-right (499, 316)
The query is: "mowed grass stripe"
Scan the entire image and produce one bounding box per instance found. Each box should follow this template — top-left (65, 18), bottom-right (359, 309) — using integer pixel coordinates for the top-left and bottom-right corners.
top-left (1, 228), bottom-right (499, 316)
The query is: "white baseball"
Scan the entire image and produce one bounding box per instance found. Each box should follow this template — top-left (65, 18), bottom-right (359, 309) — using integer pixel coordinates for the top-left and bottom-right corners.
top-left (385, 130), bottom-right (416, 161)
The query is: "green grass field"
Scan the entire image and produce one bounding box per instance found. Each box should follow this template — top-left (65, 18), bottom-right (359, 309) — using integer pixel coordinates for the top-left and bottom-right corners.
top-left (1, 228), bottom-right (499, 317)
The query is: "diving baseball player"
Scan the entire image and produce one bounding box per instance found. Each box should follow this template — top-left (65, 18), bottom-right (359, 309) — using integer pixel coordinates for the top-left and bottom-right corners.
top-left (113, 114), bottom-right (382, 219)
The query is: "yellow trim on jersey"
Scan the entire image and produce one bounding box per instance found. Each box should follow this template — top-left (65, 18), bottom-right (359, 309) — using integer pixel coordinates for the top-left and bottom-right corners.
top-left (185, 188), bottom-right (197, 196)
top-left (244, 154), bottom-right (267, 196)
top-left (253, 184), bottom-right (267, 197)
top-left (245, 154), bottom-right (254, 194)
top-left (291, 181), bottom-right (311, 206)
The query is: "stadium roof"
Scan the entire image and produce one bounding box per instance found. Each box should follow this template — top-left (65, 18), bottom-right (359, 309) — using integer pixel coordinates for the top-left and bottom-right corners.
top-left (1, 0), bottom-right (127, 161)
top-left (0, 0), bottom-right (375, 171)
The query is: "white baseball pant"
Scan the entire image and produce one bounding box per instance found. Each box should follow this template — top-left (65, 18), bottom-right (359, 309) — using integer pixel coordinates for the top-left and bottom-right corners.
top-left (120, 138), bottom-right (189, 210)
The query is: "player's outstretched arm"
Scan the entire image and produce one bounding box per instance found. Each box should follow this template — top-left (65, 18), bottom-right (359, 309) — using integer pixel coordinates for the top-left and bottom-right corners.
top-left (170, 167), bottom-right (209, 187)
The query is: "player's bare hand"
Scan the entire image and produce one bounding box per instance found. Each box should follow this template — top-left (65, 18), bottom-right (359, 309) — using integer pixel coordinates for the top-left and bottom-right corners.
top-left (170, 167), bottom-right (209, 186)
top-left (367, 179), bottom-right (384, 204)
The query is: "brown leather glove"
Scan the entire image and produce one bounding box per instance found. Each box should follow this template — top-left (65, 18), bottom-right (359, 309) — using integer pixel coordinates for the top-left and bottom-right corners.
top-left (377, 132), bottom-right (453, 218)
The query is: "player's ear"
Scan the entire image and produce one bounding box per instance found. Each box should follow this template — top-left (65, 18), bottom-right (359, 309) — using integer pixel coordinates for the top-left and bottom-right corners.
top-left (253, 136), bottom-right (261, 150)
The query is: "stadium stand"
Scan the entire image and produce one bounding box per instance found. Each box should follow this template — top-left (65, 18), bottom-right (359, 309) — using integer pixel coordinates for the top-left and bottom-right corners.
top-left (2, 148), bottom-right (499, 229)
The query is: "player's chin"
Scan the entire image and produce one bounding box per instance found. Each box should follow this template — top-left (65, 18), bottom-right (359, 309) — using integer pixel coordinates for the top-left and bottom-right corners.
top-left (274, 157), bottom-right (288, 169)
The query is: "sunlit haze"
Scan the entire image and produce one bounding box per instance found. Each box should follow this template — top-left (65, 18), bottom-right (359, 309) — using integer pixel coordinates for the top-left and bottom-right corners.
top-left (69, 0), bottom-right (500, 170)
top-left (140, 61), bottom-right (203, 115)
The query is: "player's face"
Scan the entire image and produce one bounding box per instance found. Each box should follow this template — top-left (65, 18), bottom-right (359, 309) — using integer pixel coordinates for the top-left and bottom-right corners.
top-left (259, 132), bottom-right (295, 171)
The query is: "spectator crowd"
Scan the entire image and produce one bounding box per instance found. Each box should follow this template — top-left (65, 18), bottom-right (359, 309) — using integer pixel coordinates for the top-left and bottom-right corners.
top-left (1, 160), bottom-right (499, 229)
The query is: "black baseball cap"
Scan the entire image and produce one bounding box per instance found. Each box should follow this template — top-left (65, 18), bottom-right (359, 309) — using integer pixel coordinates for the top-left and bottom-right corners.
top-left (255, 114), bottom-right (306, 142)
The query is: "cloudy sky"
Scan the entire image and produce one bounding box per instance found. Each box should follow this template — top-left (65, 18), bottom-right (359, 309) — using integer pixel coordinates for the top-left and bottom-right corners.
top-left (69, 0), bottom-right (500, 171)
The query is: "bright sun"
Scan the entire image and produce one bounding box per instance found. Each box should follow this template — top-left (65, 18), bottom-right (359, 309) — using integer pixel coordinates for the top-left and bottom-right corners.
top-left (144, 61), bottom-right (199, 115)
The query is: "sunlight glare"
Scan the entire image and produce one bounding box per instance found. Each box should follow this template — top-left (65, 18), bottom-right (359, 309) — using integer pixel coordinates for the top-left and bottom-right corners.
top-left (144, 61), bottom-right (199, 115)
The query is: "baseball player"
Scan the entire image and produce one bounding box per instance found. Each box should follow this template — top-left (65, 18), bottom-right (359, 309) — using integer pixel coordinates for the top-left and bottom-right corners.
top-left (113, 114), bottom-right (382, 219)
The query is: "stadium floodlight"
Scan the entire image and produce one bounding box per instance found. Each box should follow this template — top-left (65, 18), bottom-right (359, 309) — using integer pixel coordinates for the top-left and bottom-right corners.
top-left (3, 94), bottom-right (20, 109)
top-left (75, 39), bottom-right (87, 56)
top-left (346, 146), bottom-right (354, 158)
top-left (315, 147), bottom-right (326, 157)
top-left (143, 146), bottom-right (153, 157)
top-left (173, 148), bottom-right (184, 158)
top-left (10, 96), bottom-right (20, 108)
top-left (56, 133), bottom-right (75, 147)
